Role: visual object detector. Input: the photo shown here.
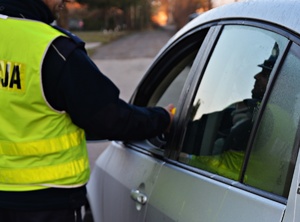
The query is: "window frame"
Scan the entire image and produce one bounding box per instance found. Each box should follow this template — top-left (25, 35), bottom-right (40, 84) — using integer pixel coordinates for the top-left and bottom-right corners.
top-left (125, 24), bottom-right (214, 155)
top-left (166, 20), bottom-right (300, 204)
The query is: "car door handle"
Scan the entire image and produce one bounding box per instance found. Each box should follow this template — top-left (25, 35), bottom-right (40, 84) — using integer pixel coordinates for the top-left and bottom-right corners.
top-left (130, 189), bottom-right (148, 205)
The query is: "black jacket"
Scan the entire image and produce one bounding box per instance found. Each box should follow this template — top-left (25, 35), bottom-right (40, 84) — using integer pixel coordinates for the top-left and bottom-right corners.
top-left (0, 0), bottom-right (170, 210)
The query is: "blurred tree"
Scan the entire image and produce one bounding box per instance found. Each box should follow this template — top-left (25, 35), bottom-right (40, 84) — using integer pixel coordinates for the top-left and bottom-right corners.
top-left (77, 0), bottom-right (152, 30)
top-left (172, 0), bottom-right (213, 30)
top-left (74, 0), bottom-right (217, 30)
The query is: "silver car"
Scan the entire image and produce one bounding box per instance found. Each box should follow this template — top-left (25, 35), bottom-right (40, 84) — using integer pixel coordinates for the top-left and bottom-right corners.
top-left (86, 0), bottom-right (300, 221)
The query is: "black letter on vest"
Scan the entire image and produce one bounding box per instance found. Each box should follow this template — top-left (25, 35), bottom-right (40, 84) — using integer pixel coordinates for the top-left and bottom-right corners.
top-left (1, 63), bottom-right (9, 87)
top-left (9, 65), bottom-right (21, 89)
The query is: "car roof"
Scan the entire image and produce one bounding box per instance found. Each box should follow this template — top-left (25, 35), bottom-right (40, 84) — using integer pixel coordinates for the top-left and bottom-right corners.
top-left (170, 0), bottom-right (300, 43)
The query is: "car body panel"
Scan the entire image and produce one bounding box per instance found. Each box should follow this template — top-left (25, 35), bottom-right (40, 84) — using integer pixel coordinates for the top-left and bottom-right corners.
top-left (283, 148), bottom-right (300, 222)
top-left (87, 142), bottom-right (164, 222)
top-left (146, 164), bottom-right (285, 222)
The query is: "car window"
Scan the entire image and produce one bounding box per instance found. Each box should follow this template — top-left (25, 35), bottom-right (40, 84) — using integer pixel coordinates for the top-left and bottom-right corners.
top-left (128, 29), bottom-right (209, 153)
top-left (148, 51), bottom-right (196, 108)
top-left (145, 31), bottom-right (209, 108)
top-left (179, 25), bottom-right (288, 182)
top-left (243, 43), bottom-right (300, 197)
top-left (132, 29), bottom-right (209, 109)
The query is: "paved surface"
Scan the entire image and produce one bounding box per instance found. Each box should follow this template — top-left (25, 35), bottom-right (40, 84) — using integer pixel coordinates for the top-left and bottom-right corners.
top-left (91, 29), bottom-right (173, 60)
top-left (87, 28), bottom-right (174, 170)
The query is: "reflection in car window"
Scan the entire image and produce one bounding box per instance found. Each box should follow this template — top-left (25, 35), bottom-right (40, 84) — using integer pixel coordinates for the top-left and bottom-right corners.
top-left (179, 25), bottom-right (288, 182)
top-left (244, 44), bottom-right (300, 197)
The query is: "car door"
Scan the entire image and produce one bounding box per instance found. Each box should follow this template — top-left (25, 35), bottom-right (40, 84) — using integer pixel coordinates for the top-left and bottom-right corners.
top-left (143, 23), bottom-right (300, 221)
top-left (87, 27), bottom-right (210, 222)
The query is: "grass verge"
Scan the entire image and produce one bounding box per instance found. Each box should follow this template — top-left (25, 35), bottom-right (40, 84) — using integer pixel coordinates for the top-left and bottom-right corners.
top-left (72, 31), bottom-right (130, 55)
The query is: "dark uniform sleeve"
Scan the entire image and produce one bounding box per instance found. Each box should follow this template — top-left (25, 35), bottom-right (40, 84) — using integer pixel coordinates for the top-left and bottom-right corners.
top-left (42, 37), bottom-right (170, 141)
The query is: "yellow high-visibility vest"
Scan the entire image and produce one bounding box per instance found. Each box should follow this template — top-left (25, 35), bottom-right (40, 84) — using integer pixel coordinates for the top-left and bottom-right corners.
top-left (0, 15), bottom-right (90, 191)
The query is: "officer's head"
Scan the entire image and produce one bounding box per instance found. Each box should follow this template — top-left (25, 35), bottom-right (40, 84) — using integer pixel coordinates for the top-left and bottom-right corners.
top-left (252, 68), bottom-right (271, 100)
top-left (42, 0), bottom-right (69, 19)
top-left (251, 42), bottom-right (279, 100)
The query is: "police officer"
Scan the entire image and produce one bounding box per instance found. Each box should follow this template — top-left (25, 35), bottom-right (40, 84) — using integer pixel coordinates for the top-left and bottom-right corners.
top-left (0, 0), bottom-right (174, 221)
top-left (222, 43), bottom-right (279, 152)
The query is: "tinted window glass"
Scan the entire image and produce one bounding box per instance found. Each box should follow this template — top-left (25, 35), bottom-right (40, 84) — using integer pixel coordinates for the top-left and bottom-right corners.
top-left (244, 43), bottom-right (300, 197)
top-left (149, 51), bottom-right (197, 108)
top-left (135, 30), bottom-right (209, 109)
top-left (179, 25), bottom-right (288, 181)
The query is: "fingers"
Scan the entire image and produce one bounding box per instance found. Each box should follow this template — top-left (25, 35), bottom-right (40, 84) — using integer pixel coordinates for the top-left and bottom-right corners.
top-left (164, 104), bottom-right (175, 132)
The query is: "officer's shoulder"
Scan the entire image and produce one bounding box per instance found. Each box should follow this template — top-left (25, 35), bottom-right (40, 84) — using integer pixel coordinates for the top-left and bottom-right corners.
top-left (51, 26), bottom-right (87, 59)
top-left (51, 37), bottom-right (77, 59)
top-left (52, 36), bottom-right (88, 61)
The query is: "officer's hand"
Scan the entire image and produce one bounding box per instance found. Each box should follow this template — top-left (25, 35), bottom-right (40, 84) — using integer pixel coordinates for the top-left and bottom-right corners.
top-left (164, 104), bottom-right (175, 132)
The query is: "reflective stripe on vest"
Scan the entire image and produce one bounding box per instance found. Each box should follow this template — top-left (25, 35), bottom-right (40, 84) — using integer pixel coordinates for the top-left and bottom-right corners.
top-left (0, 16), bottom-right (90, 191)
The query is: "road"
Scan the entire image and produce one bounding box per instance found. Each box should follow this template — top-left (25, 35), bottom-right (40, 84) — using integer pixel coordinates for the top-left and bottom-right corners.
top-left (87, 28), bottom-right (174, 170)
